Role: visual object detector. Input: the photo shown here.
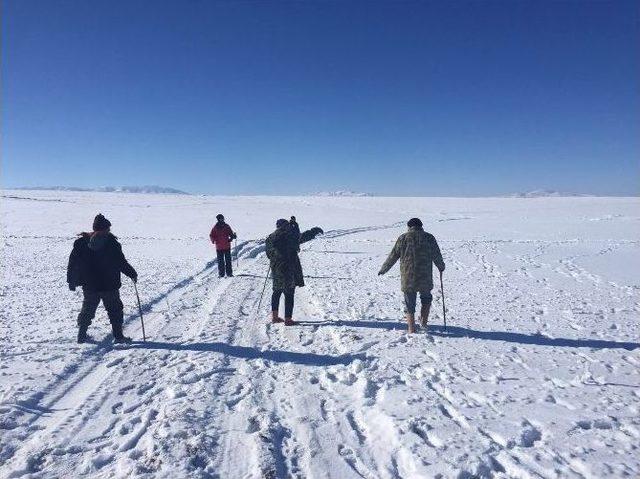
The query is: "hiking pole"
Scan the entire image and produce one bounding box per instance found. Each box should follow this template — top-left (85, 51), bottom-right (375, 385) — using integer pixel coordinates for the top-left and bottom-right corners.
top-left (133, 280), bottom-right (146, 341)
top-left (235, 238), bottom-right (239, 269)
top-left (439, 270), bottom-right (447, 331)
top-left (257, 266), bottom-right (271, 312)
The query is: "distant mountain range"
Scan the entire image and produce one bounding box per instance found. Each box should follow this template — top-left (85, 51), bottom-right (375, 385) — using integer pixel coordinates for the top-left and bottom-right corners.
top-left (312, 190), bottom-right (372, 197)
top-left (9, 187), bottom-right (611, 197)
top-left (509, 190), bottom-right (590, 198)
top-left (15, 185), bottom-right (189, 195)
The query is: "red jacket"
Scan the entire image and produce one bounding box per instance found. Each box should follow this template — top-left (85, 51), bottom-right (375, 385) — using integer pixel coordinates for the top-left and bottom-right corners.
top-left (210, 222), bottom-right (234, 251)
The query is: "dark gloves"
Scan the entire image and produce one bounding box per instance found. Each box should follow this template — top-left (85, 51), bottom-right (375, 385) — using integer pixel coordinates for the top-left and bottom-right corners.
top-left (377, 272), bottom-right (383, 276)
top-left (132, 274), bottom-right (138, 283)
top-left (231, 232), bottom-right (237, 240)
top-left (300, 227), bottom-right (324, 243)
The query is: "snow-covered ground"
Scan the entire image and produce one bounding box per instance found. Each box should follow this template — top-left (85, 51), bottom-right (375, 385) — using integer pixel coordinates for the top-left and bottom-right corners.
top-left (1, 190), bottom-right (639, 478)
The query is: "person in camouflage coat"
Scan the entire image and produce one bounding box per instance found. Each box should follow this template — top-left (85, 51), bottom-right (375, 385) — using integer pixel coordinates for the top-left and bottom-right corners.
top-left (378, 218), bottom-right (445, 333)
top-left (265, 219), bottom-right (323, 325)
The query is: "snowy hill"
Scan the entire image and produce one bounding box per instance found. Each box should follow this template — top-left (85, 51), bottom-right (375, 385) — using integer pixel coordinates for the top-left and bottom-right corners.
top-left (15, 185), bottom-right (189, 194)
top-left (0, 192), bottom-right (639, 478)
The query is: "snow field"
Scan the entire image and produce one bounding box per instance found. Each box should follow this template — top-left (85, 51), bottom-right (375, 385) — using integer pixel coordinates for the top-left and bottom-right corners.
top-left (1, 191), bottom-right (639, 478)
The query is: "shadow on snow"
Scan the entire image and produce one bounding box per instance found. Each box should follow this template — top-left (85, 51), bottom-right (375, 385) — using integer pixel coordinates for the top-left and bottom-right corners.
top-left (131, 341), bottom-right (366, 366)
top-left (428, 325), bottom-right (639, 350)
top-left (297, 320), bottom-right (639, 350)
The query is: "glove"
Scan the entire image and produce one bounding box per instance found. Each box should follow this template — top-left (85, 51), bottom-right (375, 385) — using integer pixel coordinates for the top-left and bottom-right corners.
top-left (378, 271), bottom-right (383, 276)
top-left (231, 232), bottom-right (237, 240)
top-left (69, 284), bottom-right (76, 291)
top-left (132, 275), bottom-right (138, 284)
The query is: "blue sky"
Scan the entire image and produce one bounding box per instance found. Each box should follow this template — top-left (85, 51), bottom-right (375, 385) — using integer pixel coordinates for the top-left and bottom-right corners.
top-left (2, 0), bottom-right (638, 196)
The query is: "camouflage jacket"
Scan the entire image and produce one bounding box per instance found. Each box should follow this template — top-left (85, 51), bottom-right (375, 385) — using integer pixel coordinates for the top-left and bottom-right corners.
top-left (379, 226), bottom-right (445, 292)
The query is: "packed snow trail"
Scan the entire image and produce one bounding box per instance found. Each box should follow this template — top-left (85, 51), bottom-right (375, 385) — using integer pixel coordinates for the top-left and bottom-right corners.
top-left (1, 192), bottom-right (639, 478)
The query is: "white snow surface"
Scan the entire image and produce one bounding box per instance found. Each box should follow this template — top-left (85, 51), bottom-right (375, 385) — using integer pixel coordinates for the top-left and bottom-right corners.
top-left (1, 190), bottom-right (639, 479)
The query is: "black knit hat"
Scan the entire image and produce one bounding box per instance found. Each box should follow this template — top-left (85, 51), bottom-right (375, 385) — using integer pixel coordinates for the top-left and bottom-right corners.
top-left (216, 214), bottom-right (224, 221)
top-left (276, 218), bottom-right (289, 228)
top-left (93, 213), bottom-right (112, 231)
top-left (407, 217), bottom-right (423, 228)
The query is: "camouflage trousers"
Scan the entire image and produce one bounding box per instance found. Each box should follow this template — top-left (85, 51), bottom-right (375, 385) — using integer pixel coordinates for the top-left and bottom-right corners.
top-left (77, 289), bottom-right (124, 328)
top-left (404, 291), bottom-right (433, 314)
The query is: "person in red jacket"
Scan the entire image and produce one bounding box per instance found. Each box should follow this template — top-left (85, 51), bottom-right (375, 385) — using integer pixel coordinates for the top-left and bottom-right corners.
top-left (210, 214), bottom-right (237, 277)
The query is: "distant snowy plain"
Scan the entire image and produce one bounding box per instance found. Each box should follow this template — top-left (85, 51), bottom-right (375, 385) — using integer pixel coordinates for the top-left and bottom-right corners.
top-left (1, 191), bottom-right (639, 478)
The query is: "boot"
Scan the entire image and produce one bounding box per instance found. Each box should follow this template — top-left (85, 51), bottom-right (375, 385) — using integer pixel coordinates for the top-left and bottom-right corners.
top-left (284, 317), bottom-right (297, 326)
top-left (419, 303), bottom-right (431, 328)
top-left (271, 311), bottom-right (284, 323)
top-left (112, 322), bottom-right (132, 343)
top-left (77, 325), bottom-right (89, 343)
top-left (406, 313), bottom-right (416, 334)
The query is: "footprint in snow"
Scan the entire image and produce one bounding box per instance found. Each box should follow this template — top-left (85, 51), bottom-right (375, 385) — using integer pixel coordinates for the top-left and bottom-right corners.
top-left (519, 421), bottom-right (542, 447)
top-left (106, 357), bottom-right (125, 368)
top-left (136, 382), bottom-right (155, 395)
top-left (246, 416), bottom-right (260, 433)
top-left (118, 384), bottom-right (135, 395)
top-left (573, 418), bottom-right (616, 432)
top-left (338, 444), bottom-right (354, 457)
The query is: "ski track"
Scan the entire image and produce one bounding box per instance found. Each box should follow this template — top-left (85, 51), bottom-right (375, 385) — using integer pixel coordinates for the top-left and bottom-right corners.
top-left (2, 204), bottom-right (640, 478)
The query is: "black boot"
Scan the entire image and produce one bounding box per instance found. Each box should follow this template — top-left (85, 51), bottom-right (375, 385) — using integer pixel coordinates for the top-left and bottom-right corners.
top-left (77, 325), bottom-right (89, 343)
top-left (112, 322), bottom-right (131, 344)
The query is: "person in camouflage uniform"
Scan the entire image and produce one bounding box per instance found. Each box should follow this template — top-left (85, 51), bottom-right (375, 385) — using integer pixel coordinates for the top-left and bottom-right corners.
top-left (265, 219), bottom-right (323, 325)
top-left (378, 218), bottom-right (445, 333)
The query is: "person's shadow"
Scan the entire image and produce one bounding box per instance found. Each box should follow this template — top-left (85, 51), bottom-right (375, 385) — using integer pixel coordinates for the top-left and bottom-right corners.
top-left (131, 341), bottom-right (366, 366)
top-left (296, 320), bottom-right (640, 350)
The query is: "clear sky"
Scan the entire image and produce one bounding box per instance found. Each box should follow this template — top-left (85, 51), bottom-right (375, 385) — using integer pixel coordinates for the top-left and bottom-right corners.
top-left (2, 0), bottom-right (638, 196)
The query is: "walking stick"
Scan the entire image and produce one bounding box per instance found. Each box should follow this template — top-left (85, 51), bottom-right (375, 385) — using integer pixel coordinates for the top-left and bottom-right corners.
top-left (439, 270), bottom-right (447, 331)
top-left (257, 266), bottom-right (271, 312)
top-left (235, 238), bottom-right (239, 269)
top-left (133, 280), bottom-right (146, 341)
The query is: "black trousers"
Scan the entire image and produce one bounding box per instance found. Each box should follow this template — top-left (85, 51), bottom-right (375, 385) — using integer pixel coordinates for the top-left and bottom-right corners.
top-left (216, 249), bottom-right (233, 277)
top-left (271, 289), bottom-right (295, 317)
top-left (77, 289), bottom-right (124, 329)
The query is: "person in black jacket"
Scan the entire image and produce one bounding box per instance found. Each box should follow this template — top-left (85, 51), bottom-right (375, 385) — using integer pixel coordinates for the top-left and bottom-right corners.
top-left (265, 219), bottom-right (323, 325)
top-left (67, 214), bottom-right (138, 343)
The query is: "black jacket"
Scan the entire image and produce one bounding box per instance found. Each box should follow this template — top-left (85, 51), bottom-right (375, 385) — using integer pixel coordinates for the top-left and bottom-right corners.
top-left (67, 233), bottom-right (137, 291)
top-left (265, 226), bottom-right (324, 291)
top-left (289, 221), bottom-right (301, 251)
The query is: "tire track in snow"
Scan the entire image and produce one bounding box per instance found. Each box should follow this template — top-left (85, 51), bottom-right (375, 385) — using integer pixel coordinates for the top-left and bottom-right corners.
top-left (0, 276), bottom-right (228, 476)
top-left (204, 224), bottom-right (408, 478)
